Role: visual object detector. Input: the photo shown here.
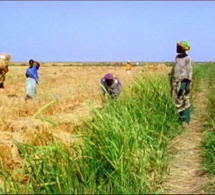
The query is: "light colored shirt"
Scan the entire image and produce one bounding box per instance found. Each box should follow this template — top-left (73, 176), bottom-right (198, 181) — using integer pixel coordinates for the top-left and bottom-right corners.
top-left (171, 54), bottom-right (193, 82)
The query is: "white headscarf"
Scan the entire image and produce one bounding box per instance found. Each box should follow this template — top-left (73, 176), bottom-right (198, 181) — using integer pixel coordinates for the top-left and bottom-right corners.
top-left (0, 55), bottom-right (6, 60)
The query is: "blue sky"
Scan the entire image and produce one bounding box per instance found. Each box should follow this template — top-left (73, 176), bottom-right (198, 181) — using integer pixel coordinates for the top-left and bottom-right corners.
top-left (0, 1), bottom-right (214, 62)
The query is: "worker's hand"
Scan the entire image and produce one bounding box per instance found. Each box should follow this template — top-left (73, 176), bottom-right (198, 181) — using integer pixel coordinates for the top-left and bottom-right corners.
top-left (32, 60), bottom-right (39, 64)
top-left (184, 83), bottom-right (191, 95)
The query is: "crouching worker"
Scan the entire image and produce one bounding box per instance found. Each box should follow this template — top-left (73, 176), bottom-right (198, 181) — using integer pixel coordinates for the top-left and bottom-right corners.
top-left (100, 73), bottom-right (121, 100)
top-left (0, 53), bottom-right (11, 91)
top-left (25, 59), bottom-right (40, 100)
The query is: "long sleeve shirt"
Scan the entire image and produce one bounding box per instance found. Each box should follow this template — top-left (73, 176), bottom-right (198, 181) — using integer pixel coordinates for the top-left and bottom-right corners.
top-left (170, 53), bottom-right (193, 82)
top-left (101, 77), bottom-right (121, 96)
top-left (26, 64), bottom-right (40, 82)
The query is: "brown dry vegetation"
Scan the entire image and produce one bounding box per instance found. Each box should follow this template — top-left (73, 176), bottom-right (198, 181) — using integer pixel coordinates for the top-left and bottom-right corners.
top-left (0, 63), bottom-right (171, 188)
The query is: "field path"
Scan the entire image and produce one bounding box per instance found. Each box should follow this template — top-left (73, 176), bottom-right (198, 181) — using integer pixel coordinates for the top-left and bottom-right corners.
top-left (161, 82), bottom-right (209, 193)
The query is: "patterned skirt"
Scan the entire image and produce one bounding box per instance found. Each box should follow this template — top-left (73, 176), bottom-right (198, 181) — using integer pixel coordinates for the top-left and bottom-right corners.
top-left (171, 79), bottom-right (191, 123)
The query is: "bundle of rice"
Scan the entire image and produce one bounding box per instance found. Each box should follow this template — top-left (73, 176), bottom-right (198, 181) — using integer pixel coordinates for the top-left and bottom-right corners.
top-left (1, 53), bottom-right (11, 66)
top-left (0, 53), bottom-right (11, 69)
top-left (0, 58), bottom-right (5, 69)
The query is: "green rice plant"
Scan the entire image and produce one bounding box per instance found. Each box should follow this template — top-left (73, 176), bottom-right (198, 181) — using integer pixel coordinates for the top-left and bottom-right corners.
top-left (2, 69), bottom-right (182, 194)
top-left (200, 63), bottom-right (215, 193)
top-left (79, 72), bottom-right (181, 193)
top-left (2, 138), bottom-right (88, 194)
top-left (192, 63), bottom-right (209, 91)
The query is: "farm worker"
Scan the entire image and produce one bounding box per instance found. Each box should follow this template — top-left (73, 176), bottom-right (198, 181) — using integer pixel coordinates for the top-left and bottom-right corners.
top-left (25, 59), bottom-right (40, 100)
top-left (169, 41), bottom-right (193, 125)
top-left (101, 73), bottom-right (121, 99)
top-left (0, 53), bottom-right (11, 90)
top-left (126, 60), bottom-right (132, 74)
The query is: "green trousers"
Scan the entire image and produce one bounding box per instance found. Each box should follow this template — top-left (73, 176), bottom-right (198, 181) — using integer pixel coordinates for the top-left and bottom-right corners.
top-left (178, 81), bottom-right (190, 124)
top-left (179, 107), bottom-right (190, 123)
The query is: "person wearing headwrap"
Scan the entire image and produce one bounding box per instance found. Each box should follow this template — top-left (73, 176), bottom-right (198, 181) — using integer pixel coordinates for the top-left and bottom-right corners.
top-left (169, 41), bottom-right (193, 125)
top-left (0, 53), bottom-right (11, 90)
top-left (100, 73), bottom-right (121, 99)
top-left (25, 59), bottom-right (40, 100)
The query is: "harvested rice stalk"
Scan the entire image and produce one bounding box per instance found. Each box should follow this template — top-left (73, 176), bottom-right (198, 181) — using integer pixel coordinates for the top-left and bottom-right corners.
top-left (0, 53), bottom-right (11, 67)
top-left (0, 59), bottom-right (5, 69)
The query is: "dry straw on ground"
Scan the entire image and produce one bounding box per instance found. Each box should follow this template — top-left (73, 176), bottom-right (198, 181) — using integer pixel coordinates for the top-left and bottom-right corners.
top-left (0, 63), bottom-right (170, 189)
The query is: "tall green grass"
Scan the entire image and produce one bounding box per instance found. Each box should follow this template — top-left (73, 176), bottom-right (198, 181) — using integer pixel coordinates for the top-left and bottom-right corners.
top-left (82, 74), bottom-right (181, 193)
top-left (190, 62), bottom-right (209, 115)
top-left (1, 71), bottom-right (182, 194)
top-left (201, 63), bottom-right (215, 192)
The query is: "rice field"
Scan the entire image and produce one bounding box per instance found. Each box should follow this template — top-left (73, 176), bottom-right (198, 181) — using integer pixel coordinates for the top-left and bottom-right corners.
top-left (1, 62), bottom-right (214, 194)
top-left (200, 63), bottom-right (215, 193)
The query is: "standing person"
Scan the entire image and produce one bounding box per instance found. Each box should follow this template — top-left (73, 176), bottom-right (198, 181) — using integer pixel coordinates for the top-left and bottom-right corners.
top-left (0, 53), bottom-right (11, 91)
top-left (25, 59), bottom-right (40, 100)
top-left (169, 41), bottom-right (193, 125)
top-left (126, 60), bottom-right (132, 74)
top-left (101, 73), bottom-right (121, 99)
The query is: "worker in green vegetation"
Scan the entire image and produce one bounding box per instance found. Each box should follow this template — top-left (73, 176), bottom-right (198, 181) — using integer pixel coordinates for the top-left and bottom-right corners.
top-left (169, 41), bottom-right (193, 125)
top-left (25, 59), bottom-right (40, 100)
top-left (0, 53), bottom-right (11, 91)
top-left (101, 73), bottom-right (121, 99)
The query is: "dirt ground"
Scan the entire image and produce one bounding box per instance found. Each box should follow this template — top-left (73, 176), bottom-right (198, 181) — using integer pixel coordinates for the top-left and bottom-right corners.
top-left (0, 63), bottom-right (174, 189)
top-left (161, 82), bottom-right (210, 193)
